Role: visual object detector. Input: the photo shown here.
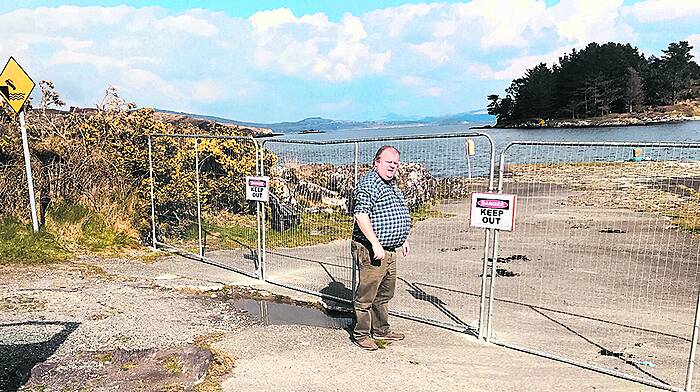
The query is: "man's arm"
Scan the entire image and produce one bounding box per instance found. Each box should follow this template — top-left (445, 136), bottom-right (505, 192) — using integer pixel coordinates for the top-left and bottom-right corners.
top-left (355, 213), bottom-right (385, 261)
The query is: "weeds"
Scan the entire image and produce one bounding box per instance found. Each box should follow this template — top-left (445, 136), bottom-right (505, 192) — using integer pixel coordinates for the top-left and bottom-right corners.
top-left (0, 217), bottom-right (71, 264)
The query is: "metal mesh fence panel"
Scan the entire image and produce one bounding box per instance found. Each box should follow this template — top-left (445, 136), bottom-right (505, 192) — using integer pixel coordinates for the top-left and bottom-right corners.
top-left (492, 142), bottom-right (700, 391)
top-left (149, 134), bottom-right (261, 277)
top-left (262, 133), bottom-right (494, 331)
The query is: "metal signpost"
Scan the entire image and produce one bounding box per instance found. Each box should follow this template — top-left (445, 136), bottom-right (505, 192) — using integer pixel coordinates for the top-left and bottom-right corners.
top-left (0, 57), bottom-right (38, 231)
top-left (470, 192), bottom-right (517, 339)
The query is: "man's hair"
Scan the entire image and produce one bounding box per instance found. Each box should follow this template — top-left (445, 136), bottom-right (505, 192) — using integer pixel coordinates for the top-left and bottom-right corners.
top-left (373, 145), bottom-right (400, 163)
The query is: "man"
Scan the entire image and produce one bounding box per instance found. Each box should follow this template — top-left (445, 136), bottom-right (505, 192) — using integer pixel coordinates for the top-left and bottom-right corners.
top-left (352, 145), bottom-right (411, 351)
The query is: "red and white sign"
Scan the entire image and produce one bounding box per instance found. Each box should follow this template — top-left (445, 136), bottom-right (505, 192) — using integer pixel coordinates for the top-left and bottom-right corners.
top-left (245, 176), bottom-right (269, 202)
top-left (469, 192), bottom-right (516, 231)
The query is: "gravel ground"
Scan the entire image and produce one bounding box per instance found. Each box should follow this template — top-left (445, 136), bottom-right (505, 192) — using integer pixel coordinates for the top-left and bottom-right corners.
top-left (0, 253), bottom-right (660, 392)
top-left (0, 261), bottom-right (251, 391)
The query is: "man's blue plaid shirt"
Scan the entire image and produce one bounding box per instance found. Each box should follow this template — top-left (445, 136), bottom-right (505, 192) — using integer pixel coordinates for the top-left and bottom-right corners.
top-left (352, 170), bottom-right (411, 249)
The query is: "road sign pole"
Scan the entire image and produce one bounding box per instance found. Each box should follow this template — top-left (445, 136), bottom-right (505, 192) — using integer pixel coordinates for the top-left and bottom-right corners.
top-left (19, 111), bottom-right (39, 232)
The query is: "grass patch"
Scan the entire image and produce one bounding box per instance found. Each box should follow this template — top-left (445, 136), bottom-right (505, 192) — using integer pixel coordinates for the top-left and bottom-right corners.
top-left (410, 203), bottom-right (453, 223)
top-left (0, 217), bottom-right (72, 264)
top-left (47, 201), bottom-right (137, 252)
top-left (96, 352), bottom-right (113, 363)
top-left (199, 210), bottom-right (353, 249)
top-left (374, 339), bottom-right (390, 349)
top-left (162, 354), bottom-right (183, 375)
top-left (670, 212), bottom-right (700, 234)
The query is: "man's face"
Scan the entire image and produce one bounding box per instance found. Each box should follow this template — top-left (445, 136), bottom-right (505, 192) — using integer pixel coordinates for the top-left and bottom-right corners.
top-left (374, 148), bottom-right (400, 181)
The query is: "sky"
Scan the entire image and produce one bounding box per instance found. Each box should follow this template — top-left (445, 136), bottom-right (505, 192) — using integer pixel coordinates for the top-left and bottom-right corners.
top-left (1, 0), bottom-right (699, 123)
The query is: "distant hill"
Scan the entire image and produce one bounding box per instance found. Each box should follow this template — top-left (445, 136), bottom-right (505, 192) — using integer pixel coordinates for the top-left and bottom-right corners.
top-left (156, 109), bottom-right (495, 133)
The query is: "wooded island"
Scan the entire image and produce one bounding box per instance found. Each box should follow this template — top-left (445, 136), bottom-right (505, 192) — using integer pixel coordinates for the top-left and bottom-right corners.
top-left (487, 41), bottom-right (700, 127)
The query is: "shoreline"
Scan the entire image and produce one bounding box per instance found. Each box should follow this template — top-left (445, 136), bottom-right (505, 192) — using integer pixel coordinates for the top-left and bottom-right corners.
top-left (475, 116), bottom-right (700, 130)
top-left (479, 102), bottom-right (700, 129)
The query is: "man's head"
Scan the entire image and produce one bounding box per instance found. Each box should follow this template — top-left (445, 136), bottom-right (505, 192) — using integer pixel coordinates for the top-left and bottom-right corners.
top-left (373, 145), bottom-right (400, 181)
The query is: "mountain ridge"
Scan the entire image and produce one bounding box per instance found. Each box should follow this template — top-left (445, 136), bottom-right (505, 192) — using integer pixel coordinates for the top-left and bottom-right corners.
top-left (156, 109), bottom-right (495, 132)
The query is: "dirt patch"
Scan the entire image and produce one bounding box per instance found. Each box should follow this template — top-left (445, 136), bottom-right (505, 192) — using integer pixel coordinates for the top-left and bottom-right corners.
top-left (23, 344), bottom-right (213, 391)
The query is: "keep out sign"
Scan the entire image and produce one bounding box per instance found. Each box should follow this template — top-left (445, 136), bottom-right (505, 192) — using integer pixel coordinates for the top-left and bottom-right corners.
top-left (469, 192), bottom-right (516, 231)
top-left (245, 176), bottom-right (269, 202)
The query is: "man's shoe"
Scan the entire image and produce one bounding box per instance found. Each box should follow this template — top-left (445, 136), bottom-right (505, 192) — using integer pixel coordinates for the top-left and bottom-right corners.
top-left (355, 337), bottom-right (379, 351)
top-left (373, 331), bottom-right (405, 341)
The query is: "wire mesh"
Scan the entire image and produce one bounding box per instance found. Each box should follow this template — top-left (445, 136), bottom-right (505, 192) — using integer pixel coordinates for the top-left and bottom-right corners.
top-left (262, 134), bottom-right (494, 330)
top-left (492, 142), bottom-right (700, 390)
top-left (150, 134), bottom-right (261, 277)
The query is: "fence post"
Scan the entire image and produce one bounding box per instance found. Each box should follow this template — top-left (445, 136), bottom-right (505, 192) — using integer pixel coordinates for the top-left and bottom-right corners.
top-left (194, 138), bottom-right (204, 257)
top-left (254, 140), bottom-right (263, 280)
top-left (259, 142), bottom-right (267, 282)
top-left (148, 135), bottom-right (157, 249)
top-left (484, 148), bottom-right (510, 342)
top-left (478, 228), bottom-right (492, 340)
top-left (351, 142), bottom-right (360, 306)
top-left (486, 229), bottom-right (499, 342)
top-left (686, 288), bottom-right (700, 391)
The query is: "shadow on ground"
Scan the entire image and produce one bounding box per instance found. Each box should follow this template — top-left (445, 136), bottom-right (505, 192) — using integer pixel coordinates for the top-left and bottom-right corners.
top-left (0, 320), bottom-right (79, 391)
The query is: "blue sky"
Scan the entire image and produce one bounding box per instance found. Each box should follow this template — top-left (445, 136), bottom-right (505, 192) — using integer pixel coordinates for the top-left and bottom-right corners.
top-left (1, 0), bottom-right (699, 123)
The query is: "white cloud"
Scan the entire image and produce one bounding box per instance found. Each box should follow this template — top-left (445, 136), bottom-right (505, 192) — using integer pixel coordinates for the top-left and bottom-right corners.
top-left (687, 34), bottom-right (700, 61)
top-left (250, 9), bottom-right (390, 81)
top-left (191, 80), bottom-right (225, 102)
top-left (456, 0), bottom-right (549, 49)
top-left (624, 0), bottom-right (700, 23)
top-left (48, 51), bottom-right (129, 71)
top-left (363, 3), bottom-right (436, 38)
top-left (154, 13), bottom-right (219, 37)
top-left (470, 47), bottom-right (569, 80)
top-left (548, 0), bottom-right (633, 46)
top-left (398, 75), bottom-right (444, 97)
top-left (409, 41), bottom-right (453, 65)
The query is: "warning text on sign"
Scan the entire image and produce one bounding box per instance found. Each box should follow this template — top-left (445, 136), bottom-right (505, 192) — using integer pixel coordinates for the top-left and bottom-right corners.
top-left (245, 176), bottom-right (270, 202)
top-left (469, 193), bottom-right (516, 231)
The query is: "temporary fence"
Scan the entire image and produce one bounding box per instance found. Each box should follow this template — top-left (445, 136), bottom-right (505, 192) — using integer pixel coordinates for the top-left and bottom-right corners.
top-left (148, 133), bottom-right (263, 278)
top-left (490, 141), bottom-right (700, 392)
top-left (259, 133), bottom-right (496, 333)
top-left (148, 133), bottom-right (700, 391)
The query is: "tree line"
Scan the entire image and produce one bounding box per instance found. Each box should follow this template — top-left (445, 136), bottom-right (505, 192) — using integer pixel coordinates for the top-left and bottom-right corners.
top-left (487, 41), bottom-right (700, 124)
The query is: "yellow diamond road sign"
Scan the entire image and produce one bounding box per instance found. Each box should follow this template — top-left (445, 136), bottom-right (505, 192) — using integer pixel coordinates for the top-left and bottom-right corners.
top-left (0, 57), bottom-right (35, 114)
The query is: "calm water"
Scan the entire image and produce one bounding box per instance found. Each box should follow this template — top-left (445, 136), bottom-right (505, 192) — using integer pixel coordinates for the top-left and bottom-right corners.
top-left (264, 121), bottom-right (700, 178)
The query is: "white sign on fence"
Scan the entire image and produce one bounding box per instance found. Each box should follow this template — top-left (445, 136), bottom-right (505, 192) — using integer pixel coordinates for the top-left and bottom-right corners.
top-left (469, 192), bottom-right (516, 231)
top-left (246, 176), bottom-right (269, 202)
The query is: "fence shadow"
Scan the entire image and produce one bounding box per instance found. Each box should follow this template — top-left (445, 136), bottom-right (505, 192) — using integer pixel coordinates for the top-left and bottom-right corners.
top-left (0, 320), bottom-right (80, 391)
top-left (413, 281), bottom-right (690, 342)
top-left (530, 307), bottom-right (671, 387)
top-left (398, 277), bottom-right (470, 328)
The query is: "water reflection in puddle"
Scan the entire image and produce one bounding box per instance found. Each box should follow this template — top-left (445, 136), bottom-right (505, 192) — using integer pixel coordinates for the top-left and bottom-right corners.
top-left (234, 299), bottom-right (353, 329)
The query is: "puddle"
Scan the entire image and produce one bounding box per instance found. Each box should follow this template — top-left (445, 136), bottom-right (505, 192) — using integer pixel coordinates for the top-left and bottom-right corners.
top-left (233, 298), bottom-right (353, 329)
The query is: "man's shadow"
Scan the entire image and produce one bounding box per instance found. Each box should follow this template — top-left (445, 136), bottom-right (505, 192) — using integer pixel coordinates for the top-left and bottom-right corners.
top-left (319, 282), bottom-right (355, 337)
top-left (0, 320), bottom-right (80, 391)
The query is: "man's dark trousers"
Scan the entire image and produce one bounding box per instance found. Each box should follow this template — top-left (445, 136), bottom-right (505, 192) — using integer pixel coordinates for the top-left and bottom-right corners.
top-left (352, 240), bottom-right (397, 340)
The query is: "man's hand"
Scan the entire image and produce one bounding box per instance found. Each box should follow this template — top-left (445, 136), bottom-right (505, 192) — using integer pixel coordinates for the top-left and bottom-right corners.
top-left (402, 241), bottom-right (410, 257)
top-left (372, 242), bottom-right (385, 261)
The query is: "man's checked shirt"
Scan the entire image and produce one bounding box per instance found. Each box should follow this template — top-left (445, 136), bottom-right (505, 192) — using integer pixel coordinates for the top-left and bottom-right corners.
top-left (352, 170), bottom-right (411, 249)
